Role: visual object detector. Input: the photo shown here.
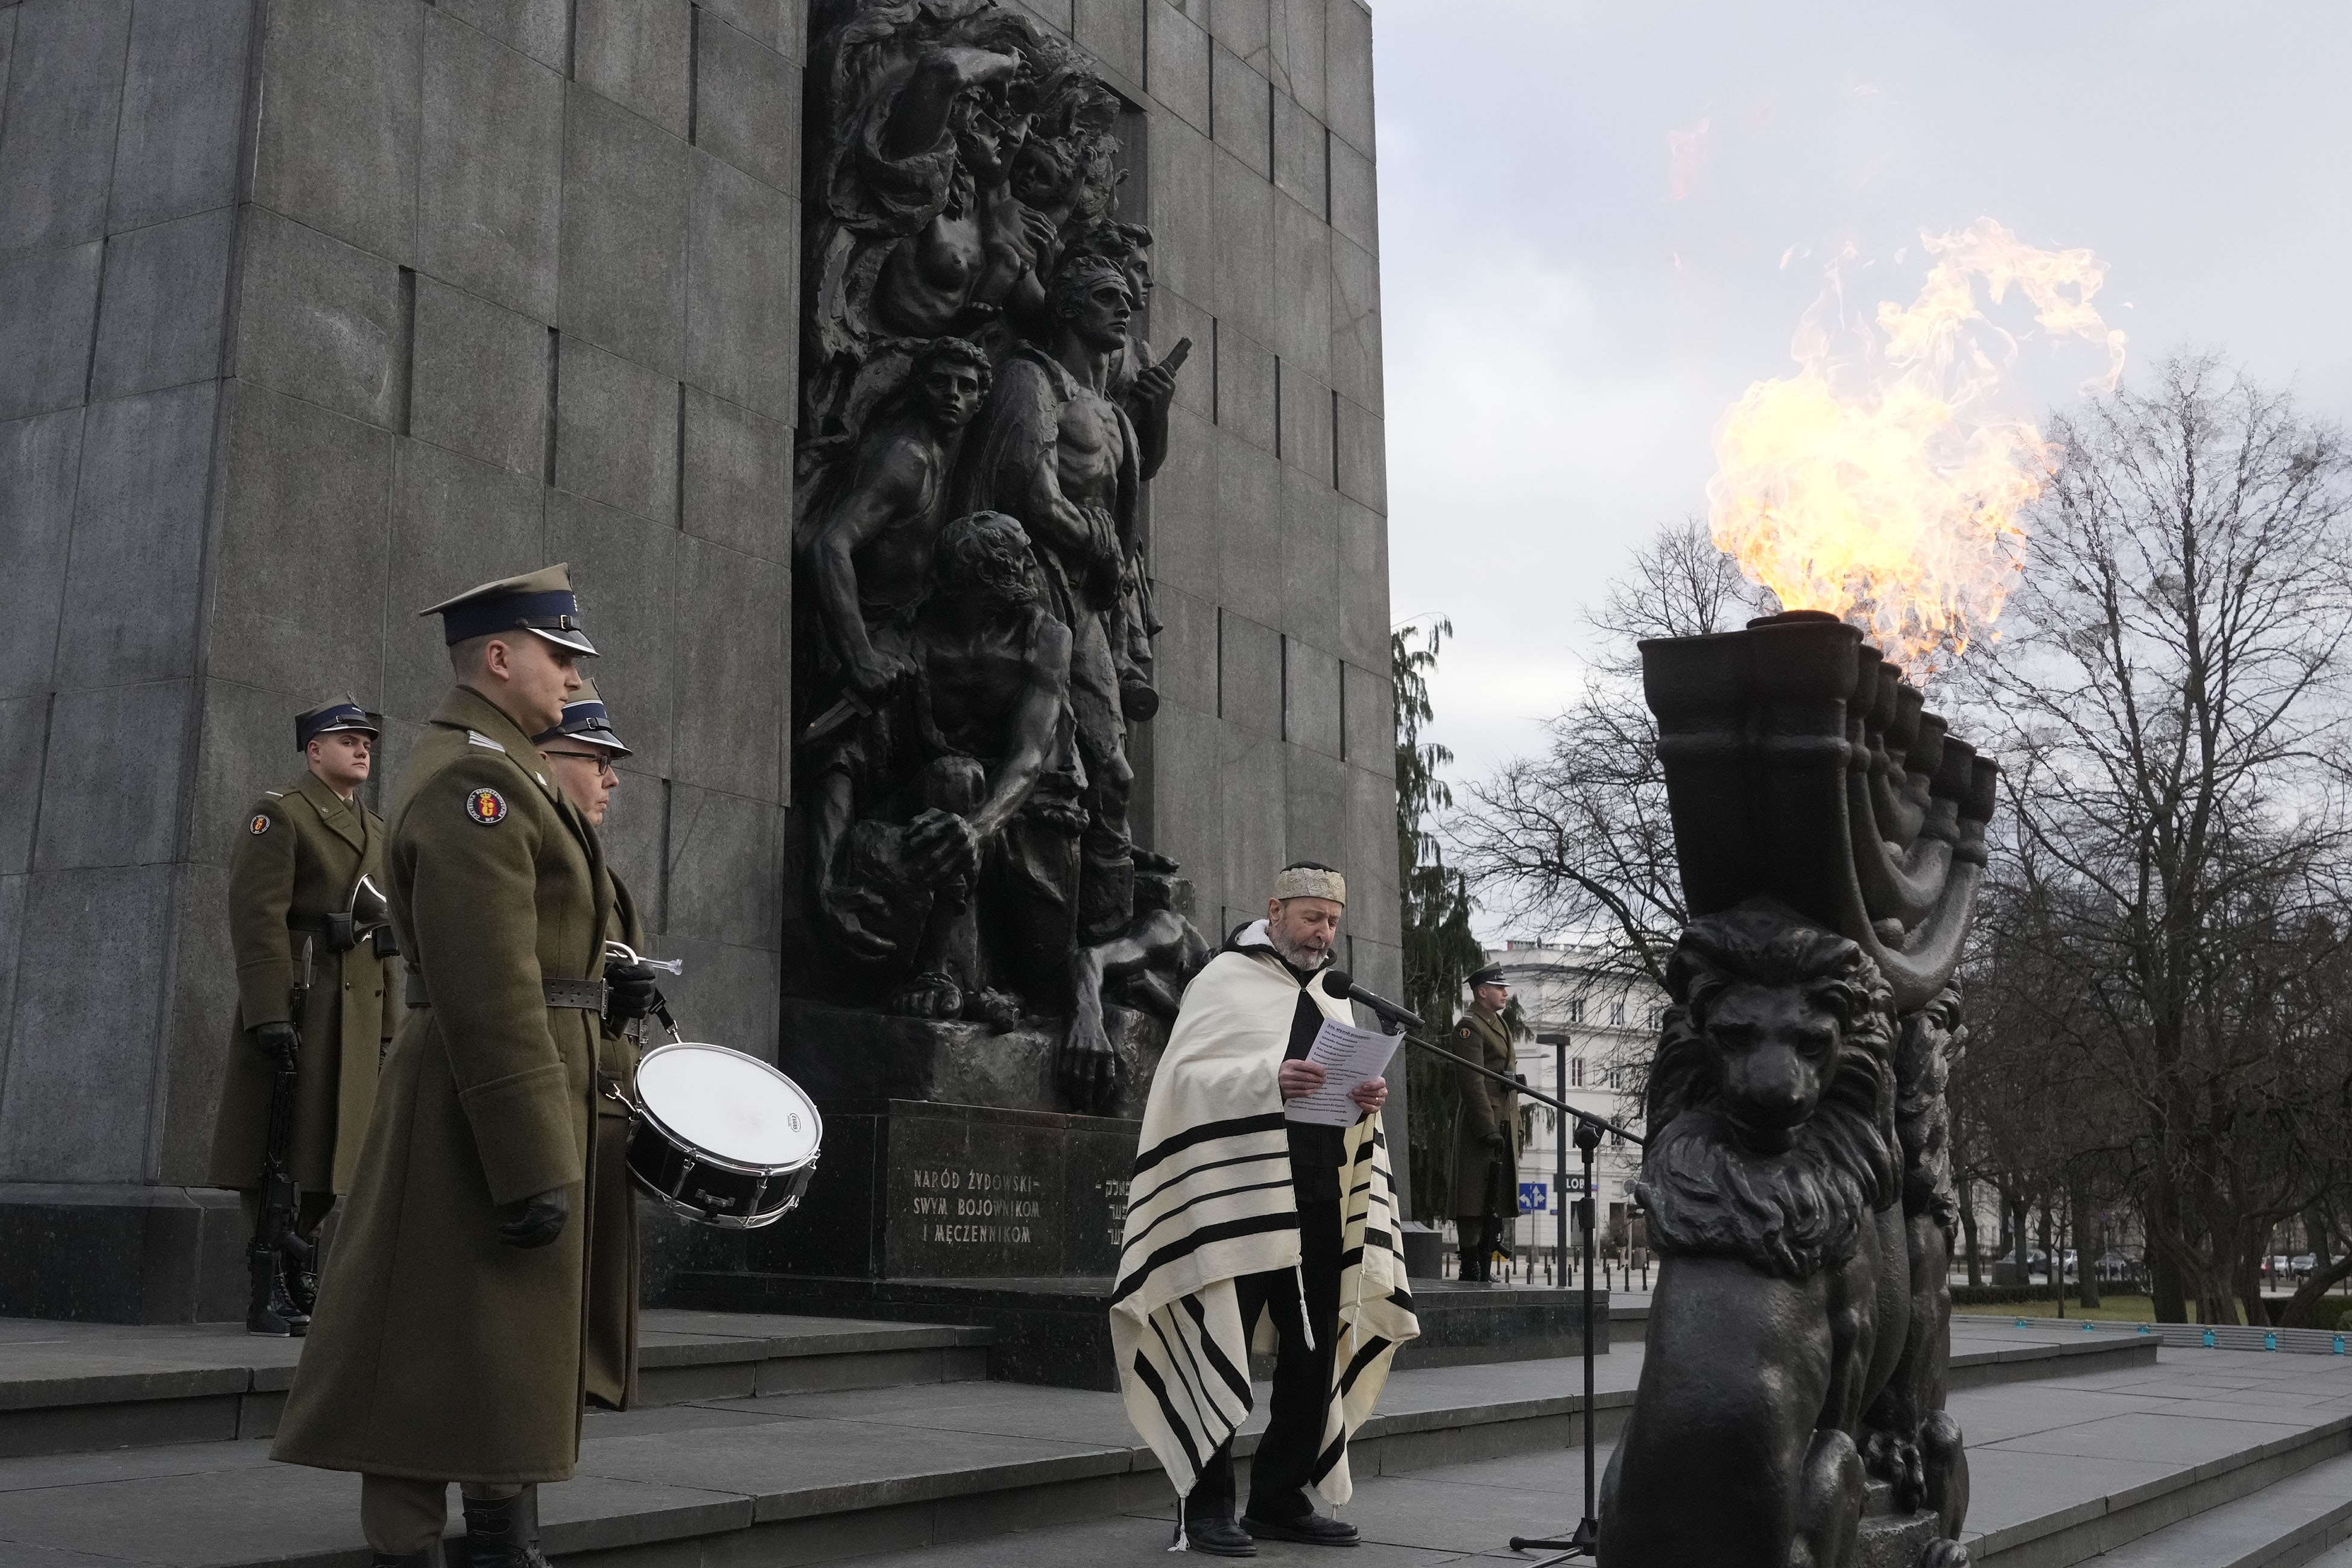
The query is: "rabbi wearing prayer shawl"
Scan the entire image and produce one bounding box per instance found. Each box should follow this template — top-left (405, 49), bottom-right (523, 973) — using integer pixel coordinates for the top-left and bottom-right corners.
top-left (1111, 861), bottom-right (1420, 1557)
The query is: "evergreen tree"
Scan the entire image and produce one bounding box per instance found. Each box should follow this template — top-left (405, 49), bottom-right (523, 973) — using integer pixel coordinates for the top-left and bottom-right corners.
top-left (1394, 618), bottom-right (1487, 1218)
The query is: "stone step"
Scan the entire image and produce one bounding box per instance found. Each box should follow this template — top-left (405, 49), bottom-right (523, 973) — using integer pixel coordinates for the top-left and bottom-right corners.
top-left (0, 1324), bottom-right (2164, 1567)
top-left (2074, 1447), bottom-right (2352, 1566)
top-left (0, 1310), bottom-right (991, 1461)
top-left (662, 1271), bottom-right (1613, 1388)
top-left (1958, 1345), bottom-right (2352, 1567)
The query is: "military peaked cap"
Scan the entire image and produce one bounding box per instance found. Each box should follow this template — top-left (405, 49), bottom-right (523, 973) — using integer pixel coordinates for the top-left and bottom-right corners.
top-left (418, 563), bottom-right (597, 655)
top-left (1467, 964), bottom-right (1508, 990)
top-left (532, 680), bottom-right (632, 758)
top-left (295, 695), bottom-right (381, 750)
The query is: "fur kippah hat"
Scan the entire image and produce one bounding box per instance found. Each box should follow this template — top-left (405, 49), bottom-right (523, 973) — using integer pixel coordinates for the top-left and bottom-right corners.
top-left (1271, 861), bottom-right (1346, 904)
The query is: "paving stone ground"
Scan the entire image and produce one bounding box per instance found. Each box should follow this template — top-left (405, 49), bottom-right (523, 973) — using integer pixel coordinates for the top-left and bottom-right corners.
top-left (0, 1315), bottom-right (2343, 1564)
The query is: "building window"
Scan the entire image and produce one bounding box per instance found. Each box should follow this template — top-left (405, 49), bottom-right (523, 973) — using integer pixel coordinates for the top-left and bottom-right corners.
top-left (1570, 1057), bottom-right (1585, 1088)
top-left (1610, 999), bottom-right (1626, 1026)
top-left (1568, 998), bottom-right (1585, 1023)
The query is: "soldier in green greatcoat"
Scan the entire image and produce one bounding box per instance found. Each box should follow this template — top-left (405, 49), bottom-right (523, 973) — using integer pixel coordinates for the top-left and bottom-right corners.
top-left (531, 681), bottom-right (658, 1412)
top-left (271, 567), bottom-right (662, 1568)
top-left (209, 697), bottom-right (397, 1336)
top-left (1448, 964), bottom-right (1522, 1284)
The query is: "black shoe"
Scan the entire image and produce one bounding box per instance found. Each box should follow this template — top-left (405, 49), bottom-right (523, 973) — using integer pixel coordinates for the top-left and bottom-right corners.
top-left (368, 1556), bottom-right (434, 1567)
top-left (463, 1487), bottom-right (549, 1568)
top-left (1244, 1510), bottom-right (1361, 1546)
top-left (1178, 1514), bottom-right (1258, 1557)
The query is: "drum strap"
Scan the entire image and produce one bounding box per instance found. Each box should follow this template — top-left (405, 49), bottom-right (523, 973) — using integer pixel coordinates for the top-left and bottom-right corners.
top-left (404, 972), bottom-right (607, 1011)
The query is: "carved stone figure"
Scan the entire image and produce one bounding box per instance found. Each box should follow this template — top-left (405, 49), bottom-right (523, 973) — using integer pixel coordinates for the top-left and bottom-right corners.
top-left (956, 253), bottom-right (1152, 943)
top-left (1059, 856), bottom-right (1209, 1113)
top-left (792, 0), bottom-right (1195, 1116)
top-left (1087, 221), bottom-right (1183, 481)
top-left (805, 511), bottom-right (1071, 1016)
top-left (797, 336), bottom-right (992, 710)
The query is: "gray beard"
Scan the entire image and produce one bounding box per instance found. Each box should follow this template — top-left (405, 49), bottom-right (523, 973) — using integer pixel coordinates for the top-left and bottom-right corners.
top-left (1267, 926), bottom-right (1330, 972)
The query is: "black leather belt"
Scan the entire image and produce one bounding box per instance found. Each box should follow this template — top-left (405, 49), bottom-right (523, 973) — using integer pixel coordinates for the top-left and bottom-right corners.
top-left (404, 973), bottom-right (605, 1011)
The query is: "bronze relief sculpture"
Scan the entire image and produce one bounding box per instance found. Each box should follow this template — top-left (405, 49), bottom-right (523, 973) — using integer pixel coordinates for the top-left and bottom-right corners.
top-left (790, 0), bottom-right (1198, 1111)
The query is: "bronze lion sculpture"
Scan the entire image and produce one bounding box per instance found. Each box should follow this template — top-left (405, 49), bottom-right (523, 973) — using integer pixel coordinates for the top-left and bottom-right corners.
top-left (1599, 900), bottom-right (1968, 1568)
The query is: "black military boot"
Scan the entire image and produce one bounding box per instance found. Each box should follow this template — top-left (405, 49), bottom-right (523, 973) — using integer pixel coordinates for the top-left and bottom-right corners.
top-left (280, 1248), bottom-right (317, 1325)
top-left (247, 1254), bottom-right (306, 1337)
top-left (462, 1486), bottom-right (549, 1568)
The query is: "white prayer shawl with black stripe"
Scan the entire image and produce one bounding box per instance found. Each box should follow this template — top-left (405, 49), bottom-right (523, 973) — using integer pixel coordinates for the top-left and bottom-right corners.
top-left (1110, 939), bottom-right (1420, 1505)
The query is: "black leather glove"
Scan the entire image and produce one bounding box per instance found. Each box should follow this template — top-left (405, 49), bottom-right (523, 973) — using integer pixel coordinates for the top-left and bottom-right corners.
top-left (604, 960), bottom-right (660, 1028)
top-left (250, 1021), bottom-right (300, 1064)
top-left (496, 1186), bottom-right (571, 1249)
top-left (1481, 1130), bottom-right (1508, 1152)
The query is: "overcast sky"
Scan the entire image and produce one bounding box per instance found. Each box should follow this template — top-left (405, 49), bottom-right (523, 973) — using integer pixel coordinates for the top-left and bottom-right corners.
top-left (1371, 2), bottom-right (2352, 788)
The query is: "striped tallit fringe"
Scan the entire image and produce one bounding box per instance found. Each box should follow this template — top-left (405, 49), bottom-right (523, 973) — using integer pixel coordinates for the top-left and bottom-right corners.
top-left (1111, 1110), bottom-right (1420, 1516)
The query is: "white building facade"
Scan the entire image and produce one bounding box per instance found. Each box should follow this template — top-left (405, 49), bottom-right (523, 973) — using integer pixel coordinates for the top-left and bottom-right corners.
top-left (1482, 941), bottom-right (1658, 1282)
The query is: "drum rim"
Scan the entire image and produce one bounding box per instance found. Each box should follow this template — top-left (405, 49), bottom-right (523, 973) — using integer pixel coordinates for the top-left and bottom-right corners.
top-left (631, 1040), bottom-right (823, 1176)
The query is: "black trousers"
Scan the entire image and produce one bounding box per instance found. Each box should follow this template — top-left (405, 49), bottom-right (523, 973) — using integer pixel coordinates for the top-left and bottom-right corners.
top-left (1189, 1197), bottom-right (1343, 1522)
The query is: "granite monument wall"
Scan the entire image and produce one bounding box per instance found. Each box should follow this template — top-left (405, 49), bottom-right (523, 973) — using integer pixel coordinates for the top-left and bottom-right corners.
top-left (0, 0), bottom-right (1397, 1320)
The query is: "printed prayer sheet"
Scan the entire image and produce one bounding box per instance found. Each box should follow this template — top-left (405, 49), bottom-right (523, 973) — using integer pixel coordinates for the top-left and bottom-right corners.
top-left (1283, 1017), bottom-right (1402, 1127)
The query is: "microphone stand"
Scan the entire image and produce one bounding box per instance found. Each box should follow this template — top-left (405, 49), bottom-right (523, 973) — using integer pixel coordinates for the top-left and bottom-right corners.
top-left (1394, 1030), bottom-right (1645, 1563)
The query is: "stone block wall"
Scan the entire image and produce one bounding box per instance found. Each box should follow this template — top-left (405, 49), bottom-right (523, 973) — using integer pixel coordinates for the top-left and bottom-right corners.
top-left (1067, 0), bottom-right (1400, 998)
top-left (0, 0), bottom-right (1395, 1317)
top-left (0, 0), bottom-right (803, 1318)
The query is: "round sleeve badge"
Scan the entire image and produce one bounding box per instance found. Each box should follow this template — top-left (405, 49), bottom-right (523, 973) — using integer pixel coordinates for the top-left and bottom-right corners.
top-left (248, 814), bottom-right (271, 835)
top-left (465, 787), bottom-right (510, 825)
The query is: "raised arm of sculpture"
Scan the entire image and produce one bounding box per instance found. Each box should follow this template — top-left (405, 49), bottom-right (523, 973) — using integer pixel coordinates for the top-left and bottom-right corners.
top-left (879, 46), bottom-right (1023, 162)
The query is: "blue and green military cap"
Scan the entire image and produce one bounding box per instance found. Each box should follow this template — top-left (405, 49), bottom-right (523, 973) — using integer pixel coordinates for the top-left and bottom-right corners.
top-left (417, 562), bottom-right (598, 656)
top-left (295, 695), bottom-right (381, 750)
top-left (532, 680), bottom-right (633, 758)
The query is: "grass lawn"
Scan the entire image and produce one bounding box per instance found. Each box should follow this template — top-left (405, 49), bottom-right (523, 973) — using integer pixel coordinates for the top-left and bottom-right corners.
top-left (1953, 1294), bottom-right (2163, 1323)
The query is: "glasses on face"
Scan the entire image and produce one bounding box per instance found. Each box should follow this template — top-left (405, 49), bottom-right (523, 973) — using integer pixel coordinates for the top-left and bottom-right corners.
top-left (544, 750), bottom-right (616, 779)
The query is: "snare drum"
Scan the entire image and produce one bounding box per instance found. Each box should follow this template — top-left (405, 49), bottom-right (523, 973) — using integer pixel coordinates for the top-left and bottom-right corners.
top-left (624, 1042), bottom-right (822, 1228)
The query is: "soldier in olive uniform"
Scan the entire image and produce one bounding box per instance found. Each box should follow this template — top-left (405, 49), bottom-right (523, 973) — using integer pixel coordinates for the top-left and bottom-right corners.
top-left (533, 683), bottom-right (662, 1412)
top-left (272, 567), bottom-right (660, 1568)
top-left (1449, 964), bottom-right (1521, 1284)
top-left (210, 697), bottom-right (396, 1336)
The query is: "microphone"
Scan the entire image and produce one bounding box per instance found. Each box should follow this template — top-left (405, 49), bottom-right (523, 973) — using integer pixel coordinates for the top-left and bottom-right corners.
top-left (1317, 970), bottom-right (1424, 1033)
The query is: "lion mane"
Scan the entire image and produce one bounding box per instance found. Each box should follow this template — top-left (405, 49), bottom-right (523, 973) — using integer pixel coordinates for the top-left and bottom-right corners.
top-left (1636, 902), bottom-right (1899, 1280)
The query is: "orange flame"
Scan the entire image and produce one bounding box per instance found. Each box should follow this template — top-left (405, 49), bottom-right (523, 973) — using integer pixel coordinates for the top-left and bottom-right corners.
top-left (1706, 219), bottom-right (2126, 678)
